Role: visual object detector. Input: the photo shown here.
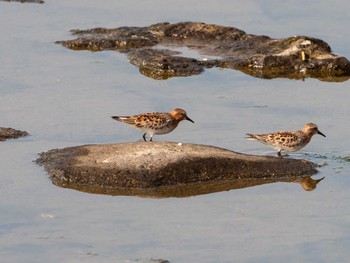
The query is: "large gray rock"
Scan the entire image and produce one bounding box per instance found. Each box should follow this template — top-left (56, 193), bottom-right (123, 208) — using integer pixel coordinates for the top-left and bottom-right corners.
top-left (36, 142), bottom-right (318, 197)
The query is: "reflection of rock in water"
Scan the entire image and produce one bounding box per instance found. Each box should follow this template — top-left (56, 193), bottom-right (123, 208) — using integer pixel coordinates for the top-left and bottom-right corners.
top-left (53, 177), bottom-right (325, 198)
top-left (0, 127), bottom-right (29, 141)
top-left (36, 142), bottom-right (319, 198)
top-left (56, 22), bottom-right (350, 82)
top-left (293, 176), bottom-right (325, 191)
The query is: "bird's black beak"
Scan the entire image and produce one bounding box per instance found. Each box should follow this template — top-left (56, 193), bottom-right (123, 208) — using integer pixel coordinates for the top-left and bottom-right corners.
top-left (318, 130), bottom-right (326, 137)
top-left (186, 116), bottom-right (194, 123)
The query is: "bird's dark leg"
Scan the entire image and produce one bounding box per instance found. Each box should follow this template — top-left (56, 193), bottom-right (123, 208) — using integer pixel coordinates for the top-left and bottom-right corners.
top-left (143, 133), bottom-right (147, 142)
top-left (150, 136), bottom-right (153, 142)
top-left (277, 151), bottom-right (282, 157)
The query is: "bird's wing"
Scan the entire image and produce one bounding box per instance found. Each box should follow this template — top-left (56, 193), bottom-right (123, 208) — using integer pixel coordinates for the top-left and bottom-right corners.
top-left (267, 132), bottom-right (303, 147)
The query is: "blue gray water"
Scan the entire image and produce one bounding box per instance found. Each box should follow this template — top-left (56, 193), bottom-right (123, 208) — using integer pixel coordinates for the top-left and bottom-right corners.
top-left (1, 1), bottom-right (350, 262)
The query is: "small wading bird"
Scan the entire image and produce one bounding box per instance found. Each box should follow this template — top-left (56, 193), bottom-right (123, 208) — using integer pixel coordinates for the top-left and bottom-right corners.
top-left (111, 108), bottom-right (194, 142)
top-left (246, 123), bottom-right (326, 157)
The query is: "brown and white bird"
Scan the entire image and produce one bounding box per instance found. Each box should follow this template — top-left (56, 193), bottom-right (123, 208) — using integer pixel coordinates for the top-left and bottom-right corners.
top-left (111, 108), bottom-right (194, 141)
top-left (246, 123), bottom-right (326, 156)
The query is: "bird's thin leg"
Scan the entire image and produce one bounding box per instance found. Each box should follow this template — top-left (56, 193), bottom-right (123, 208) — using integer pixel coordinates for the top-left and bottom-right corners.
top-left (150, 136), bottom-right (153, 142)
top-left (143, 133), bottom-right (147, 142)
top-left (277, 151), bottom-right (282, 157)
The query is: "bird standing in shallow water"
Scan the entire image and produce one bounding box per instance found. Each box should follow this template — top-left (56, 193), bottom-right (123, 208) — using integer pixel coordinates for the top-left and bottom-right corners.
top-left (246, 123), bottom-right (326, 157)
top-left (112, 108), bottom-right (194, 142)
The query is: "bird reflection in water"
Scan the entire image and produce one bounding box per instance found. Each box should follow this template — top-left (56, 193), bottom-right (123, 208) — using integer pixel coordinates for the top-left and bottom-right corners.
top-left (291, 176), bottom-right (325, 191)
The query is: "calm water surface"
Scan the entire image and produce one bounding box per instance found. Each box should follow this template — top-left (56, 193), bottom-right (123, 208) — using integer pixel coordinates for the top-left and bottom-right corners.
top-left (1, 1), bottom-right (350, 262)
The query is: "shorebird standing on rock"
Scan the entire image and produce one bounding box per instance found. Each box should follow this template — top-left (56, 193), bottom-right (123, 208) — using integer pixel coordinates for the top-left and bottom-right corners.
top-left (112, 108), bottom-right (194, 142)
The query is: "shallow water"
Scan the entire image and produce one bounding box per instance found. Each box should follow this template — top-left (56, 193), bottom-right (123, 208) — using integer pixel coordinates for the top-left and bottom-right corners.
top-left (1, 1), bottom-right (350, 262)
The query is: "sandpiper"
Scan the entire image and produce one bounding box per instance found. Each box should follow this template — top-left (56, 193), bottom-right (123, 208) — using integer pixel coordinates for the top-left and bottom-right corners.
top-left (246, 123), bottom-right (326, 156)
top-left (112, 108), bottom-right (194, 141)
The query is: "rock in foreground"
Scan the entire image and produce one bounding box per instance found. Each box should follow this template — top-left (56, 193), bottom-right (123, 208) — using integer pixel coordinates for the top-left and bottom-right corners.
top-left (36, 142), bottom-right (318, 197)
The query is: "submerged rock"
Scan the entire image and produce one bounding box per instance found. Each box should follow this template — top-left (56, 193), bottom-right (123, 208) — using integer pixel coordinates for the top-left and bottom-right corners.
top-left (0, 127), bottom-right (29, 141)
top-left (56, 22), bottom-right (350, 82)
top-left (0, 0), bottom-right (44, 3)
top-left (36, 142), bottom-right (318, 197)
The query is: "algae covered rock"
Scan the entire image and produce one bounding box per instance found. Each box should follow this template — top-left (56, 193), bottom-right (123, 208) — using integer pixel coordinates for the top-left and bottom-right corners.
top-left (56, 22), bottom-right (350, 81)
